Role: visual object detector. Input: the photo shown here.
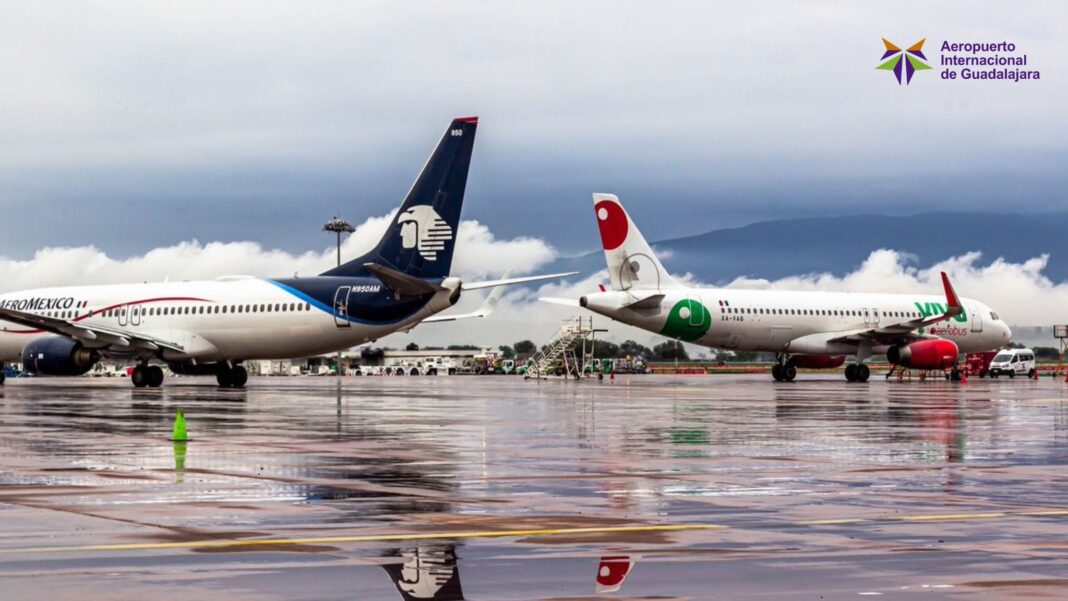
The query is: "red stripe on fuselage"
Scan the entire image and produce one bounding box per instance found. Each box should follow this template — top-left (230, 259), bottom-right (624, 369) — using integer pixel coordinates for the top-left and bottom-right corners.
top-left (1, 296), bottom-right (213, 334)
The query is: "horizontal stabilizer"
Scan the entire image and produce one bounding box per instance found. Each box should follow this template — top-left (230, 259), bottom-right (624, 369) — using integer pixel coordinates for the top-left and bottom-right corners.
top-left (538, 297), bottom-right (582, 307)
top-left (423, 284), bottom-right (506, 323)
top-left (364, 263), bottom-right (441, 297)
top-left (463, 271), bottom-right (578, 291)
top-left (624, 293), bottom-right (664, 310)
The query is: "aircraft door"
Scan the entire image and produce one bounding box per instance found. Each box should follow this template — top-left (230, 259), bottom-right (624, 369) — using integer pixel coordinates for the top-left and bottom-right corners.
top-left (130, 305), bottom-right (142, 327)
top-left (117, 305), bottom-right (128, 327)
top-left (870, 307), bottom-right (880, 327)
top-left (970, 303), bottom-right (983, 332)
top-left (333, 286), bottom-right (351, 328)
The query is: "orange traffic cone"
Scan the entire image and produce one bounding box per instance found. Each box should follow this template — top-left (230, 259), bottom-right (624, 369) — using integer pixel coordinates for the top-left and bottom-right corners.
top-left (1033, 368), bottom-right (1040, 381)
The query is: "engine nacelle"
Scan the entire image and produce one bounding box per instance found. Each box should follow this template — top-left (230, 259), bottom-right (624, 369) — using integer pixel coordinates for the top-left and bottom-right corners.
top-left (790, 355), bottom-right (846, 369)
top-left (22, 337), bottom-right (99, 376)
top-left (887, 339), bottom-right (959, 370)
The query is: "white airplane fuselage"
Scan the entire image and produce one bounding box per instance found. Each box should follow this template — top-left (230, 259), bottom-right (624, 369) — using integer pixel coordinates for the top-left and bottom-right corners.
top-left (580, 287), bottom-right (1011, 355)
top-left (0, 278), bottom-right (456, 364)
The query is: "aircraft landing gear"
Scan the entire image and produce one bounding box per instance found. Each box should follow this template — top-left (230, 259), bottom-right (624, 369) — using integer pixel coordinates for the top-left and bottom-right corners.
top-left (216, 364), bottom-right (248, 388)
top-left (772, 355), bottom-right (797, 382)
top-left (132, 364), bottom-right (164, 388)
top-left (0, 364), bottom-right (5, 385)
top-left (845, 363), bottom-right (870, 383)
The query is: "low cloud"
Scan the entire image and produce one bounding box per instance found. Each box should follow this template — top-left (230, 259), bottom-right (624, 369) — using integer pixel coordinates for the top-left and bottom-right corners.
top-left (723, 249), bottom-right (1063, 327)
top-left (0, 212), bottom-right (557, 293)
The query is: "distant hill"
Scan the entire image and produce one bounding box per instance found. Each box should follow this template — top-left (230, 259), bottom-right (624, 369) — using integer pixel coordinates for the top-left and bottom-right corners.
top-left (547, 212), bottom-right (1068, 285)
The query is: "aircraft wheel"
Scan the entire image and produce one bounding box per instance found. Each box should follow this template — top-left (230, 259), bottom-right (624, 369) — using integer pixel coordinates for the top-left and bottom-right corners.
top-left (845, 364), bottom-right (858, 382)
top-left (131, 366), bottom-right (149, 388)
top-left (231, 365), bottom-right (248, 388)
top-left (856, 364), bottom-right (870, 382)
top-left (216, 367), bottom-right (234, 388)
top-left (782, 364), bottom-right (797, 382)
top-left (771, 364), bottom-right (783, 381)
top-left (147, 365), bottom-right (164, 388)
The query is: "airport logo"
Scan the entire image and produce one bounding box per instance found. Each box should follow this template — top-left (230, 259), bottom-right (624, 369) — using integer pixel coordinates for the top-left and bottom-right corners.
top-left (398, 205), bottom-right (453, 261)
top-left (876, 38), bottom-right (931, 85)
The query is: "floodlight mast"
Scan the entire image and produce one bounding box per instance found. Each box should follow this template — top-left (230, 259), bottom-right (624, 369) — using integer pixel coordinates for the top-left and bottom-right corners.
top-left (322, 217), bottom-right (356, 267)
top-left (323, 216), bottom-right (356, 377)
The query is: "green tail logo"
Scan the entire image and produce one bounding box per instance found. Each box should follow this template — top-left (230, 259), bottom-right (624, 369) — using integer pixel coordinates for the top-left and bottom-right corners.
top-left (661, 299), bottom-right (712, 342)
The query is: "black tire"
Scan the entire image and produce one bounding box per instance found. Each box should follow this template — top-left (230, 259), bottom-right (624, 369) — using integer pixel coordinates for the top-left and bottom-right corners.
top-left (0, 372), bottom-right (5, 385)
top-left (771, 364), bottom-right (783, 381)
top-left (148, 365), bottom-right (164, 388)
top-left (131, 366), bottom-right (149, 388)
top-left (845, 364), bottom-right (857, 382)
top-left (1009, 371), bottom-right (1015, 379)
top-left (1028, 369), bottom-right (1036, 379)
top-left (216, 368), bottom-right (234, 388)
top-left (231, 366), bottom-right (248, 388)
top-left (856, 364), bottom-right (870, 382)
top-left (783, 364), bottom-right (797, 382)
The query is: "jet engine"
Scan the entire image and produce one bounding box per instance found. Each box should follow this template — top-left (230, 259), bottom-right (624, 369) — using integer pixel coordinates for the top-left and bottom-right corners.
top-left (790, 355), bottom-right (846, 369)
top-left (21, 337), bottom-right (99, 376)
top-left (886, 339), bottom-right (959, 370)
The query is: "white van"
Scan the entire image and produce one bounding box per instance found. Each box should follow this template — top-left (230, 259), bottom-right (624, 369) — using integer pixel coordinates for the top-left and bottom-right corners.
top-left (988, 348), bottom-right (1036, 378)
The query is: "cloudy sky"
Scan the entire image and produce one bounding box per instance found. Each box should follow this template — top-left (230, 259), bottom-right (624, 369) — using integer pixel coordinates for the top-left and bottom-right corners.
top-left (1, 1), bottom-right (1066, 346)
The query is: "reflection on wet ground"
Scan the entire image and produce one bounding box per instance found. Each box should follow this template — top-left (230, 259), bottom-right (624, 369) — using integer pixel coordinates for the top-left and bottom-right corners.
top-left (1, 375), bottom-right (1068, 599)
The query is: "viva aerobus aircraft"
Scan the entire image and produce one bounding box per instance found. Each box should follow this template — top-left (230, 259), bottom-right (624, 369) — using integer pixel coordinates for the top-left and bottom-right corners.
top-left (0, 117), bottom-right (572, 388)
top-left (544, 194), bottom-right (1011, 382)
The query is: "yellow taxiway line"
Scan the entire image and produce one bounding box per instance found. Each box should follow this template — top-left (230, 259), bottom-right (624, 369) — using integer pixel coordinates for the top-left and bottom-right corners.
top-left (8, 508), bottom-right (1067, 555)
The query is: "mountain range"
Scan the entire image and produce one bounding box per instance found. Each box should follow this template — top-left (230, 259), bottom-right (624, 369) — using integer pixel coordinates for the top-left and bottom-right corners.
top-left (545, 212), bottom-right (1068, 285)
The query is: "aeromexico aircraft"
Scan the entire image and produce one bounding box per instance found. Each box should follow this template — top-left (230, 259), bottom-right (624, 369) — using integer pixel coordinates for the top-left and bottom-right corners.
top-left (543, 193), bottom-right (1011, 382)
top-left (0, 117), bottom-right (573, 388)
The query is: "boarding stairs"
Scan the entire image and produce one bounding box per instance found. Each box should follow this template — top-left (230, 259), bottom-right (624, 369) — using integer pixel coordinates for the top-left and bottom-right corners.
top-left (525, 316), bottom-right (596, 379)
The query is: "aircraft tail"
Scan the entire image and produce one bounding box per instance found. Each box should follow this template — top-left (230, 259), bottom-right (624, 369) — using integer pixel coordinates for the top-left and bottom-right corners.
top-left (322, 117), bottom-right (479, 279)
top-left (592, 193), bottom-right (678, 291)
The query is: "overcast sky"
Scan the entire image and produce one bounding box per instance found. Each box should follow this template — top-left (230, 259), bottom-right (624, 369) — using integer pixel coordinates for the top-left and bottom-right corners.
top-left (1, 1), bottom-right (1065, 258)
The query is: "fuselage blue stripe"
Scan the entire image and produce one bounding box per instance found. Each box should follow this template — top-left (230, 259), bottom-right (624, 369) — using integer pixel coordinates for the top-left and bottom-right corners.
top-left (265, 280), bottom-right (418, 326)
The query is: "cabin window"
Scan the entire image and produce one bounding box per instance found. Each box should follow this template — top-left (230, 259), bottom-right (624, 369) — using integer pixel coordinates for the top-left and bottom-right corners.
top-left (305, 303), bottom-right (311, 311)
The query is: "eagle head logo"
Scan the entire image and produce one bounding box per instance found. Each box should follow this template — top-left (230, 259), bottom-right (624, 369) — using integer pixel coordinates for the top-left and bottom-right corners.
top-left (397, 205), bottom-right (453, 261)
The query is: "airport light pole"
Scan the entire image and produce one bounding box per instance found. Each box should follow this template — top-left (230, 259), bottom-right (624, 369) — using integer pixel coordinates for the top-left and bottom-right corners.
top-left (323, 217), bottom-right (355, 378)
top-left (323, 216), bottom-right (356, 267)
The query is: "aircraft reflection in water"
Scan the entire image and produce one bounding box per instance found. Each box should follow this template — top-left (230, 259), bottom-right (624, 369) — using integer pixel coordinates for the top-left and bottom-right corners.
top-left (596, 555), bottom-right (637, 593)
top-left (381, 546), bottom-right (638, 599)
top-left (383, 546), bottom-right (464, 601)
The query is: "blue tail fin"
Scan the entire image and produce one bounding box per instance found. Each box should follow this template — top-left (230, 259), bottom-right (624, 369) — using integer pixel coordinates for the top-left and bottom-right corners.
top-left (322, 117), bottom-right (478, 279)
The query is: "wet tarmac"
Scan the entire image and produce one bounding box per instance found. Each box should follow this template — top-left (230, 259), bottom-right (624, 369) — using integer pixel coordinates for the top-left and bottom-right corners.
top-left (2, 374), bottom-right (1068, 600)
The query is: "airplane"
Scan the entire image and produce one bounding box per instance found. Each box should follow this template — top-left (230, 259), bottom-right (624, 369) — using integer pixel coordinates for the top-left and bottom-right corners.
top-left (542, 193), bottom-right (1011, 382)
top-left (0, 117), bottom-right (574, 388)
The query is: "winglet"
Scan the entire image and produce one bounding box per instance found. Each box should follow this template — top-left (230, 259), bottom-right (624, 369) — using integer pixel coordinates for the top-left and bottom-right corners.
top-left (941, 271), bottom-right (962, 315)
